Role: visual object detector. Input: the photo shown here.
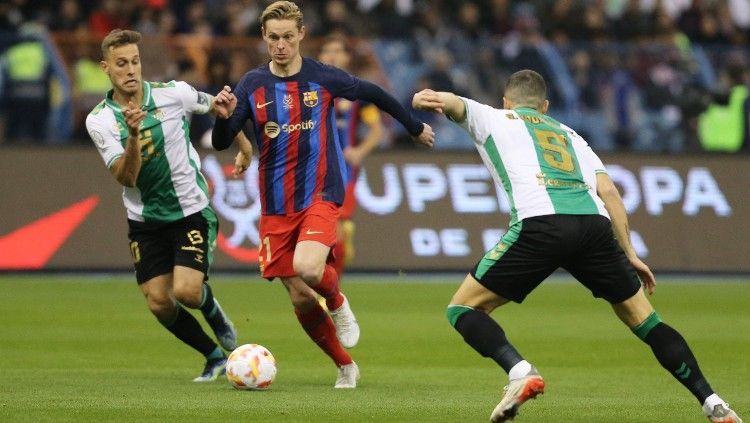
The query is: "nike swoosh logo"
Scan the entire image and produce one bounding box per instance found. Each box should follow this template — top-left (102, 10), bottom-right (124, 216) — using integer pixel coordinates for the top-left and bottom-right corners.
top-left (256, 101), bottom-right (274, 109)
top-left (305, 229), bottom-right (325, 235)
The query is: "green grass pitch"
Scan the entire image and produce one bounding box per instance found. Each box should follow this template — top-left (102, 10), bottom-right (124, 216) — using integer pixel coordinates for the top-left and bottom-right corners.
top-left (1, 274), bottom-right (748, 422)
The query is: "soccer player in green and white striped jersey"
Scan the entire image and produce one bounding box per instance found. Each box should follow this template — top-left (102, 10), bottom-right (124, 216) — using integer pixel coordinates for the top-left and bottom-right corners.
top-left (412, 70), bottom-right (742, 423)
top-left (86, 29), bottom-right (248, 382)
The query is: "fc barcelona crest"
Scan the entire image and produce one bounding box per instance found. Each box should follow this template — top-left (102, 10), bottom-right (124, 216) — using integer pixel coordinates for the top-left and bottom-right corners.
top-left (303, 90), bottom-right (319, 107)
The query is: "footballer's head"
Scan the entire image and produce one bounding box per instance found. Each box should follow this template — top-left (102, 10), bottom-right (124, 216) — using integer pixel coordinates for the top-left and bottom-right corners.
top-left (261, 1), bottom-right (305, 67)
top-left (503, 69), bottom-right (549, 113)
top-left (100, 29), bottom-right (142, 98)
top-left (319, 33), bottom-right (351, 70)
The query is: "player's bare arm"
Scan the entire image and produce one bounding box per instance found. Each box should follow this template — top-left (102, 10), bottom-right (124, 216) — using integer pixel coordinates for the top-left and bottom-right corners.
top-left (596, 172), bottom-right (656, 294)
top-left (232, 131), bottom-right (253, 178)
top-left (412, 89), bottom-right (466, 122)
top-left (111, 100), bottom-right (146, 187)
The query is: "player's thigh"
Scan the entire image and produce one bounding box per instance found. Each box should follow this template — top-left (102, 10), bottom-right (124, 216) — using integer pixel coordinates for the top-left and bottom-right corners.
top-left (472, 219), bottom-right (560, 303)
top-left (169, 211), bottom-right (214, 278)
top-left (293, 240), bottom-right (331, 275)
top-left (451, 273), bottom-right (510, 313)
top-left (127, 220), bottom-right (174, 285)
top-left (563, 216), bottom-right (641, 304)
top-left (293, 202), bottom-right (338, 274)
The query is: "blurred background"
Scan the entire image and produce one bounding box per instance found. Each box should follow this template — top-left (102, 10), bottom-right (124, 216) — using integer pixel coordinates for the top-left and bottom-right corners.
top-left (1, 0), bottom-right (749, 273)
top-left (2, 0), bottom-right (750, 152)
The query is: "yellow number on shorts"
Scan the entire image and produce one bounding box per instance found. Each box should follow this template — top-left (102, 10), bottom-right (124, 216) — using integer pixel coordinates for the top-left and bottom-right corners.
top-left (187, 230), bottom-right (204, 245)
top-left (262, 236), bottom-right (272, 262)
top-left (130, 241), bottom-right (141, 264)
top-left (534, 129), bottom-right (575, 173)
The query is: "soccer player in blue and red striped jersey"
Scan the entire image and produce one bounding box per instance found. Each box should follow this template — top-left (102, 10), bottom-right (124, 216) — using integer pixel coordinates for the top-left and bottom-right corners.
top-left (212, 1), bottom-right (435, 389)
top-left (318, 33), bottom-right (385, 280)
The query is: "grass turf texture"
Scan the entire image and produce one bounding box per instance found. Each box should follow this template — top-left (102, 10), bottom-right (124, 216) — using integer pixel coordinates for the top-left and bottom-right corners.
top-left (0, 275), bottom-right (748, 422)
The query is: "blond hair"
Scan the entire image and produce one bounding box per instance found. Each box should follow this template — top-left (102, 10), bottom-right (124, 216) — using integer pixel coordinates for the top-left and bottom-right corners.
top-left (260, 1), bottom-right (304, 30)
top-left (101, 29), bottom-right (141, 59)
top-left (504, 70), bottom-right (547, 109)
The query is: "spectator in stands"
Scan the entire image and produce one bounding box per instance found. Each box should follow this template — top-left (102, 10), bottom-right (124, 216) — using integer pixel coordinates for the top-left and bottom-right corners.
top-left (0, 27), bottom-right (53, 143)
top-left (49, 0), bottom-right (85, 32)
top-left (88, 0), bottom-right (129, 38)
top-left (698, 61), bottom-right (749, 152)
top-left (636, 47), bottom-right (689, 152)
top-left (320, 0), bottom-right (364, 36)
top-left (369, 0), bottom-right (416, 38)
top-left (485, 0), bottom-right (513, 39)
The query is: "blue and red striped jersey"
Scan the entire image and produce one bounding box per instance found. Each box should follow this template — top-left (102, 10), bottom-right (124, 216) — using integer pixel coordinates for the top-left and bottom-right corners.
top-left (213, 57), bottom-right (424, 216)
top-left (230, 58), bottom-right (362, 216)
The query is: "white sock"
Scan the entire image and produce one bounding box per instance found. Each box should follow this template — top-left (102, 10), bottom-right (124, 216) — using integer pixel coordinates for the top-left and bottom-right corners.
top-left (702, 393), bottom-right (725, 415)
top-left (508, 360), bottom-right (532, 380)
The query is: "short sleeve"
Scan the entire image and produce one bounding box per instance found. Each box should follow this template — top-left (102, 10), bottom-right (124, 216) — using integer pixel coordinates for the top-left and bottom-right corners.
top-left (563, 123), bottom-right (606, 174)
top-left (452, 96), bottom-right (500, 145)
top-left (86, 113), bottom-right (124, 169)
top-left (582, 146), bottom-right (606, 174)
top-left (175, 80), bottom-right (212, 115)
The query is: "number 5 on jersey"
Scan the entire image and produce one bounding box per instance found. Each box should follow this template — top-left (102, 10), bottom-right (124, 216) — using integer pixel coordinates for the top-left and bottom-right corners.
top-left (534, 128), bottom-right (575, 173)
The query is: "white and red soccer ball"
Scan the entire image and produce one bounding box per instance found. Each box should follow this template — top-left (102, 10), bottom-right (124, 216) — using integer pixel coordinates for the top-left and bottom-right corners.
top-left (226, 344), bottom-right (277, 390)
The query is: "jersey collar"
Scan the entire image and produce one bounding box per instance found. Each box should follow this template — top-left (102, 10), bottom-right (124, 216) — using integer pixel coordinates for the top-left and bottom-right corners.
top-left (104, 81), bottom-right (152, 113)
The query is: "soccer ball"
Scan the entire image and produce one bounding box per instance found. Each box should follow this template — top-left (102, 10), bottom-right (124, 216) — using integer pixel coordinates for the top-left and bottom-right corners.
top-left (226, 344), bottom-right (277, 390)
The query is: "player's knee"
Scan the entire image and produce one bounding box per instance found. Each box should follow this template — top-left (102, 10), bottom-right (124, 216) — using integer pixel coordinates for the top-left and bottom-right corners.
top-left (146, 294), bottom-right (175, 318)
top-left (293, 259), bottom-right (324, 284)
top-left (172, 282), bottom-right (201, 308)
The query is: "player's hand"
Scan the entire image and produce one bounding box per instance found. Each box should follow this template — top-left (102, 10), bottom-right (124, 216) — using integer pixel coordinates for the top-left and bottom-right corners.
top-left (213, 85), bottom-right (237, 119)
top-left (232, 149), bottom-right (251, 178)
top-left (123, 100), bottom-right (146, 138)
top-left (413, 122), bottom-right (435, 148)
top-left (232, 134), bottom-right (253, 178)
top-left (343, 146), bottom-right (366, 167)
top-left (630, 256), bottom-right (656, 295)
top-left (412, 89), bottom-right (444, 114)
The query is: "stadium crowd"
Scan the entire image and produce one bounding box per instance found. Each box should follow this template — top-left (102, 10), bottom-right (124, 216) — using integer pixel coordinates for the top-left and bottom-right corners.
top-left (1, 0), bottom-right (749, 152)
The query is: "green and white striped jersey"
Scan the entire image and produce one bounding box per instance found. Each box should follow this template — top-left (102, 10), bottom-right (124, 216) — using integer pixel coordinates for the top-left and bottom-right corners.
top-left (86, 81), bottom-right (212, 223)
top-left (455, 97), bottom-right (609, 226)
